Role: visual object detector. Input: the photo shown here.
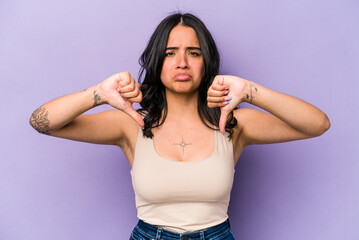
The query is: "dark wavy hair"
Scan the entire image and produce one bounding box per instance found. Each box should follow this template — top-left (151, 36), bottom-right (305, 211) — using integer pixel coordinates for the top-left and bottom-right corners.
top-left (138, 12), bottom-right (237, 138)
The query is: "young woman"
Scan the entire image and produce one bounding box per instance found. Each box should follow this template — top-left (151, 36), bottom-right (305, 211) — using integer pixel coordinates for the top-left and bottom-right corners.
top-left (30, 13), bottom-right (330, 240)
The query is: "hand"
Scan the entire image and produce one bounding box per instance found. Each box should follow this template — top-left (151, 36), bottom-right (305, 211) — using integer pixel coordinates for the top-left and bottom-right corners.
top-left (98, 72), bottom-right (144, 127)
top-left (116, 73), bottom-right (142, 104)
top-left (207, 75), bottom-right (248, 133)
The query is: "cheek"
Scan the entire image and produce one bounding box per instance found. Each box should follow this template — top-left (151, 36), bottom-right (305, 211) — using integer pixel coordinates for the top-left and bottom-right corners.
top-left (194, 61), bottom-right (204, 76)
top-left (193, 58), bottom-right (204, 69)
top-left (160, 62), bottom-right (169, 79)
top-left (161, 60), bottom-right (173, 75)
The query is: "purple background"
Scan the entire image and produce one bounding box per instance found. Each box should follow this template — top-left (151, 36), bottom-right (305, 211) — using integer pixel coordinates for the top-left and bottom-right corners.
top-left (1, 0), bottom-right (358, 239)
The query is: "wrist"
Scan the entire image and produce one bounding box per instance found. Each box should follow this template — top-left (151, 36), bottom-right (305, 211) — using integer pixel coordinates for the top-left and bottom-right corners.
top-left (243, 80), bottom-right (258, 104)
top-left (84, 84), bottom-right (106, 107)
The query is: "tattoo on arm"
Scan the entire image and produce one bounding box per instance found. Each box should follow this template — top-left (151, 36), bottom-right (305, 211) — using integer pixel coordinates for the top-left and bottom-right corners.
top-left (29, 107), bottom-right (51, 135)
top-left (246, 81), bottom-right (258, 104)
top-left (93, 86), bottom-right (101, 107)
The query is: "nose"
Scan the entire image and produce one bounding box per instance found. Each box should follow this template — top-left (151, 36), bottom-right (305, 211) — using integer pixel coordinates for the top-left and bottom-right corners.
top-left (176, 52), bottom-right (189, 69)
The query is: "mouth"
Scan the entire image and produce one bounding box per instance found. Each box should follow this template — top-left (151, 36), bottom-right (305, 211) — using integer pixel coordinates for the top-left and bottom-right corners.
top-left (174, 74), bottom-right (191, 81)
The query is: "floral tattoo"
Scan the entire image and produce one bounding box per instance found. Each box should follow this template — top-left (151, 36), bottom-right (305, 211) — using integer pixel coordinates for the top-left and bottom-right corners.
top-left (29, 107), bottom-right (50, 134)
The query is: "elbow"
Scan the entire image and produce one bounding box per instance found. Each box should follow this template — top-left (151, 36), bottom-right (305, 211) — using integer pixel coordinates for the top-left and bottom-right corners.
top-left (29, 116), bottom-right (40, 134)
top-left (29, 107), bottom-right (51, 135)
top-left (315, 113), bottom-right (331, 136)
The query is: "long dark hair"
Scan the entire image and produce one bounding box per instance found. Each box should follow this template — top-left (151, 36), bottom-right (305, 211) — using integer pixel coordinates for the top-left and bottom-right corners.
top-left (138, 12), bottom-right (237, 138)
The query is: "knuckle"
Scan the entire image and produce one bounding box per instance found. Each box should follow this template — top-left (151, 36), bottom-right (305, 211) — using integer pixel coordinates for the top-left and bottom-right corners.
top-left (120, 71), bottom-right (131, 80)
top-left (131, 97), bottom-right (139, 103)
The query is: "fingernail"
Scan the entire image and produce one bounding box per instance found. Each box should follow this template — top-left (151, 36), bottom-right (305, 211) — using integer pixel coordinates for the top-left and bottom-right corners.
top-left (225, 90), bottom-right (229, 94)
top-left (224, 96), bottom-right (232, 101)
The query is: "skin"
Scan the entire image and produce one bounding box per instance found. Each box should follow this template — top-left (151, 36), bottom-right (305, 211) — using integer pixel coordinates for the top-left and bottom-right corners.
top-left (160, 25), bottom-right (204, 96)
top-left (153, 25), bottom-right (215, 163)
top-left (29, 24), bottom-right (331, 168)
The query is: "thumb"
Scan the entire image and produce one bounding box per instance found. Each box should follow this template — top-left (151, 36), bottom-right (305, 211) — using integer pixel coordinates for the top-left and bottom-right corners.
top-left (123, 107), bottom-right (145, 127)
top-left (219, 76), bottom-right (224, 86)
top-left (219, 108), bottom-right (229, 133)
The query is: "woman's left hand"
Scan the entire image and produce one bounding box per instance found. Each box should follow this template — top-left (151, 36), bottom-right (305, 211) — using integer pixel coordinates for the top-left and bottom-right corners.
top-left (207, 75), bottom-right (249, 133)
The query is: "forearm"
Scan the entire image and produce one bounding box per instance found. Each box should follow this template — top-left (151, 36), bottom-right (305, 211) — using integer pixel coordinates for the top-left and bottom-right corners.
top-left (243, 80), bottom-right (330, 136)
top-left (29, 85), bottom-right (101, 134)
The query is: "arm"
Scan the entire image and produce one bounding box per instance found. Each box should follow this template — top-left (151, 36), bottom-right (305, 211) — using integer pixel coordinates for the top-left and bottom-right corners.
top-left (29, 72), bottom-right (143, 146)
top-left (207, 75), bottom-right (330, 145)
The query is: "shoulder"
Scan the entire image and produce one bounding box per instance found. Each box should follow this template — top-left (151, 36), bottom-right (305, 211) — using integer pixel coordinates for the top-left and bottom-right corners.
top-left (95, 109), bottom-right (140, 147)
top-left (103, 109), bottom-right (140, 165)
top-left (232, 108), bottom-right (262, 146)
top-left (232, 108), bottom-right (254, 131)
top-left (111, 109), bottom-right (140, 139)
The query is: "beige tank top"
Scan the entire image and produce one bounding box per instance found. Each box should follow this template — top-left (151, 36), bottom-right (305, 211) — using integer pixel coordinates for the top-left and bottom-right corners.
top-left (130, 128), bottom-right (235, 233)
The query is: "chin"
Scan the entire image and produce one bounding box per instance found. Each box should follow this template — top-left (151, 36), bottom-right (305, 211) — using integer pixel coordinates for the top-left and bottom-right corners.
top-left (174, 88), bottom-right (198, 95)
top-left (164, 82), bottom-right (200, 95)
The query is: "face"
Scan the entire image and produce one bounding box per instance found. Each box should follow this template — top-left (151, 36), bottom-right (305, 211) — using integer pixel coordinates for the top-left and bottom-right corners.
top-left (160, 24), bottom-right (204, 95)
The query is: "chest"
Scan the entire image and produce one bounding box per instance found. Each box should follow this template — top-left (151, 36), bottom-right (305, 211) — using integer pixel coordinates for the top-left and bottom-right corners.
top-left (131, 126), bottom-right (235, 203)
top-left (152, 123), bottom-right (215, 162)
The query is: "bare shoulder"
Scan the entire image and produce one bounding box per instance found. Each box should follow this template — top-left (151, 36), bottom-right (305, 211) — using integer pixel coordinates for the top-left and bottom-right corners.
top-left (93, 109), bottom-right (140, 147)
top-left (112, 109), bottom-right (141, 149)
top-left (232, 108), bottom-right (260, 130)
top-left (231, 107), bottom-right (276, 161)
top-left (232, 107), bottom-right (268, 146)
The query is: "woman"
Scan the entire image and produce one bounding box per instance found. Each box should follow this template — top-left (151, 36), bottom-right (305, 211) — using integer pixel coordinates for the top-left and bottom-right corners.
top-left (30, 13), bottom-right (330, 240)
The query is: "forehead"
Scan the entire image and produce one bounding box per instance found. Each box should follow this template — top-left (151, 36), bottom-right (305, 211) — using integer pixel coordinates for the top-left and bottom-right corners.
top-left (166, 25), bottom-right (200, 47)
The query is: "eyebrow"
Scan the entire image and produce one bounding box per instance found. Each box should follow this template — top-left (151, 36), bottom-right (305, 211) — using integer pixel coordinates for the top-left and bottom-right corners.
top-left (165, 47), bottom-right (201, 51)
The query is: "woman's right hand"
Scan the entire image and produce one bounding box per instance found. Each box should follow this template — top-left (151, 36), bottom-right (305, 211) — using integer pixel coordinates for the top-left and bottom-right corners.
top-left (97, 72), bottom-right (144, 127)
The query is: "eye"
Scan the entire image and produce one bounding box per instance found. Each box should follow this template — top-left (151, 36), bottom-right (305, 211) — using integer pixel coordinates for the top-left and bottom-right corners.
top-left (189, 51), bottom-right (201, 57)
top-left (165, 52), bottom-right (174, 56)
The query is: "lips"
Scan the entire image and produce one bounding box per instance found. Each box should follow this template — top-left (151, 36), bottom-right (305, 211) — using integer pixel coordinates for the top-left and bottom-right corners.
top-left (174, 74), bottom-right (191, 81)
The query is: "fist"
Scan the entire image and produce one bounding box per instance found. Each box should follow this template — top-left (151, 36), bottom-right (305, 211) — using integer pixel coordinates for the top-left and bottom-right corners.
top-left (207, 75), bottom-right (248, 132)
top-left (116, 72), bottom-right (142, 103)
top-left (98, 72), bottom-right (144, 127)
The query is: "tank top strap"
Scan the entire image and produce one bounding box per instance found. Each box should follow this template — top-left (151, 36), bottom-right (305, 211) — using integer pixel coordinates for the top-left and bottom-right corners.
top-left (132, 127), bottom-right (155, 170)
top-left (214, 130), bottom-right (234, 167)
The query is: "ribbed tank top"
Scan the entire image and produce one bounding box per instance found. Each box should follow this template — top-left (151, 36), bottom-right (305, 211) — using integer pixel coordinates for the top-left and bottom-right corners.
top-left (130, 128), bottom-right (235, 233)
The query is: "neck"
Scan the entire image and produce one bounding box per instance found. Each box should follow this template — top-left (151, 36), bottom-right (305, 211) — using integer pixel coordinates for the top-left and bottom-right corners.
top-left (164, 90), bottom-right (200, 122)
